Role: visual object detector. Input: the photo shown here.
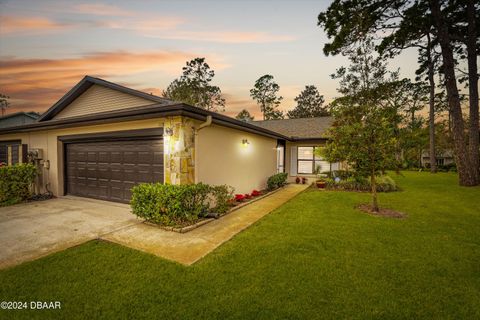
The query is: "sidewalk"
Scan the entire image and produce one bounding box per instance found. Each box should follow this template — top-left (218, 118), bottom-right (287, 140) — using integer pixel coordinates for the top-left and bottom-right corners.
top-left (102, 183), bottom-right (309, 265)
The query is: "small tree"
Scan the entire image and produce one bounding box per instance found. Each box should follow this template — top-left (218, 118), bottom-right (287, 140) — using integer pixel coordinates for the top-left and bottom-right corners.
top-left (0, 94), bottom-right (10, 116)
top-left (163, 58), bottom-right (225, 112)
top-left (323, 40), bottom-right (397, 212)
top-left (235, 109), bottom-right (254, 121)
top-left (250, 75), bottom-right (284, 120)
top-left (287, 85), bottom-right (329, 119)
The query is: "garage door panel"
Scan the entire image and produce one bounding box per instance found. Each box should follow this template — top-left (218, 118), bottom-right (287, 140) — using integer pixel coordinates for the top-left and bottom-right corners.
top-left (66, 138), bottom-right (163, 203)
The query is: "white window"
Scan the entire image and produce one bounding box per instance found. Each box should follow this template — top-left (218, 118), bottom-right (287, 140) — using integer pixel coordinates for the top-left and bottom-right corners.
top-left (297, 146), bottom-right (328, 174)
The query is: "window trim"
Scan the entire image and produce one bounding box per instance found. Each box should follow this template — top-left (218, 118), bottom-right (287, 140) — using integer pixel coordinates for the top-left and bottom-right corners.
top-left (296, 146), bottom-right (329, 174)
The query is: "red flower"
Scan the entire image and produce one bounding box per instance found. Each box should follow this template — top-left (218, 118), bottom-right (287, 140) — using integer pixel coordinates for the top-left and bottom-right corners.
top-left (251, 190), bottom-right (261, 196)
top-left (235, 194), bottom-right (245, 201)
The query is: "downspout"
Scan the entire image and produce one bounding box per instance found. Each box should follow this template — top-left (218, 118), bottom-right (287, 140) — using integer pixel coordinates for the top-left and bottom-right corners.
top-left (196, 115), bottom-right (212, 131)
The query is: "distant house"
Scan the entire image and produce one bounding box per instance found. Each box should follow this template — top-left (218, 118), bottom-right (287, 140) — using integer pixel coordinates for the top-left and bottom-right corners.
top-left (0, 112), bottom-right (40, 128)
top-left (421, 150), bottom-right (455, 167)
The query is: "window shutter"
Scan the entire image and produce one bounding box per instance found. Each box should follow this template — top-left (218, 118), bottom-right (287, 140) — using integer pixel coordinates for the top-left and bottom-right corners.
top-left (290, 146), bottom-right (297, 175)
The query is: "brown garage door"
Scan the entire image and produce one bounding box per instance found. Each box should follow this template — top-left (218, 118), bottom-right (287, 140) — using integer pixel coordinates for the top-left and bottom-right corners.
top-left (65, 139), bottom-right (163, 203)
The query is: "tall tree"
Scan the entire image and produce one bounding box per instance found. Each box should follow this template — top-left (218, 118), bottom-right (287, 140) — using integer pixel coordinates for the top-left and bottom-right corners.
top-left (163, 57), bottom-right (225, 112)
top-left (250, 75), bottom-right (284, 120)
top-left (235, 109), bottom-right (254, 121)
top-left (324, 40), bottom-right (398, 212)
top-left (287, 85), bottom-right (329, 118)
top-left (318, 0), bottom-right (479, 185)
top-left (0, 94), bottom-right (9, 116)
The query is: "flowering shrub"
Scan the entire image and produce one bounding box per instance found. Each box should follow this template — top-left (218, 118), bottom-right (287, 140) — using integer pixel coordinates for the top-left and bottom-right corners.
top-left (251, 190), bottom-right (261, 197)
top-left (235, 194), bottom-right (246, 202)
top-left (325, 175), bottom-right (398, 192)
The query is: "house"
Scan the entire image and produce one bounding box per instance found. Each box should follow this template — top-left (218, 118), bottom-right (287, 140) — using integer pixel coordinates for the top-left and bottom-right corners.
top-left (0, 112), bottom-right (40, 128)
top-left (0, 76), bottom-right (338, 203)
top-left (253, 117), bottom-right (340, 182)
top-left (421, 150), bottom-right (455, 167)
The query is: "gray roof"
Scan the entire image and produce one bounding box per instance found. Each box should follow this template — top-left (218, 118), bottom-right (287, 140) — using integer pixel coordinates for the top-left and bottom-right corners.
top-left (252, 117), bottom-right (334, 140)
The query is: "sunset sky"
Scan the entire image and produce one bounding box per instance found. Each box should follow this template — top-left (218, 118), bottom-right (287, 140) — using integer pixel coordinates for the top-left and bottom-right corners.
top-left (0, 0), bottom-right (421, 118)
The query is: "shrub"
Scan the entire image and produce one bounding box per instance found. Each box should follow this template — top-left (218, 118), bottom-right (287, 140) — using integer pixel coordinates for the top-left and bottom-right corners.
top-left (325, 175), bottom-right (398, 192)
top-left (131, 183), bottom-right (211, 226)
top-left (131, 183), bottom-right (235, 226)
top-left (267, 172), bottom-right (288, 190)
top-left (0, 163), bottom-right (37, 206)
top-left (210, 185), bottom-right (234, 214)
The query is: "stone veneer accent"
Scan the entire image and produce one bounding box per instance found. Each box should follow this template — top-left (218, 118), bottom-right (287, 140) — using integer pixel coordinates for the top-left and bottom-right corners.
top-left (164, 116), bottom-right (195, 184)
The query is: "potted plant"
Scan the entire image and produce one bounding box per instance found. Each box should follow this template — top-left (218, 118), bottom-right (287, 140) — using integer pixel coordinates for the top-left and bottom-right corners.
top-left (295, 176), bottom-right (301, 184)
top-left (301, 177), bottom-right (307, 184)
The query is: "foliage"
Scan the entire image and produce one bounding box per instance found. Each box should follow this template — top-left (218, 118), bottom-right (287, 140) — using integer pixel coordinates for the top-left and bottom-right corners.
top-left (250, 75), bottom-right (284, 120)
top-left (317, 0), bottom-right (480, 186)
top-left (287, 85), bottom-right (329, 118)
top-left (130, 183), bottom-right (235, 225)
top-left (325, 175), bottom-right (397, 192)
top-left (131, 183), bottom-right (212, 226)
top-left (322, 39), bottom-right (399, 211)
top-left (0, 163), bottom-right (37, 206)
top-left (235, 109), bottom-right (254, 121)
top-left (266, 172), bottom-right (288, 191)
top-left (210, 185), bottom-right (235, 214)
top-left (163, 57), bottom-right (225, 112)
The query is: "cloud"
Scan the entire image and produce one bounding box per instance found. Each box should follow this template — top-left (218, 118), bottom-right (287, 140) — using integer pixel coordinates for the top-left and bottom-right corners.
top-left (144, 30), bottom-right (296, 43)
top-left (73, 3), bottom-right (135, 16)
top-left (0, 15), bottom-right (70, 35)
top-left (0, 50), bottom-right (227, 113)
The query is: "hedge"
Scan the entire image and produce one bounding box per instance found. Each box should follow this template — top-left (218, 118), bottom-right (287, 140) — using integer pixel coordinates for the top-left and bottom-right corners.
top-left (0, 163), bottom-right (37, 206)
top-left (130, 183), bottom-right (234, 226)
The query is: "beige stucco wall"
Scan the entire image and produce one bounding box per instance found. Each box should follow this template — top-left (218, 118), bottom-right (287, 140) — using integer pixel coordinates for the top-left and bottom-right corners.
top-left (0, 118), bottom-right (166, 196)
top-left (196, 124), bottom-right (277, 194)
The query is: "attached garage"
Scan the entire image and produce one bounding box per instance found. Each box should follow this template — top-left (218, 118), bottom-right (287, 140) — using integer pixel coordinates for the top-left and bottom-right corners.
top-left (62, 129), bottom-right (164, 203)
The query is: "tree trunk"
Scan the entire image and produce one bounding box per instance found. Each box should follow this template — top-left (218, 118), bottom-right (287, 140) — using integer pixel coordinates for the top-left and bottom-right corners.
top-left (466, 0), bottom-right (480, 184)
top-left (427, 33), bottom-right (437, 173)
top-left (429, 0), bottom-right (476, 186)
top-left (371, 169), bottom-right (379, 212)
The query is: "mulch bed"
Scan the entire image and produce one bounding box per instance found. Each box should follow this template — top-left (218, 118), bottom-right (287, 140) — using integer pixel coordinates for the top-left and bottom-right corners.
top-left (356, 204), bottom-right (407, 219)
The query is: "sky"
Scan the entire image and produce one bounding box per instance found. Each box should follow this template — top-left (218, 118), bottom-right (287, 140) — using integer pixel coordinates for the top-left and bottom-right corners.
top-left (0, 0), bottom-right (422, 118)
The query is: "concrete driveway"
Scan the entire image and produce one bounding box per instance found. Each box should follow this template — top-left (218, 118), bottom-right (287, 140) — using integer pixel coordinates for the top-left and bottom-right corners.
top-left (0, 196), bottom-right (140, 269)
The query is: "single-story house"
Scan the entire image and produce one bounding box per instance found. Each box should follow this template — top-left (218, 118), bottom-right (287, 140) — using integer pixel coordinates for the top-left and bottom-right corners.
top-left (0, 76), bottom-right (338, 203)
top-left (421, 149), bottom-right (455, 167)
top-left (0, 111), bottom-right (40, 128)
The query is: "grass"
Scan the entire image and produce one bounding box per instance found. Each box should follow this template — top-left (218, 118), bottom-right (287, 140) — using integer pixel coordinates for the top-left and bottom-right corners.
top-left (1, 171), bottom-right (479, 319)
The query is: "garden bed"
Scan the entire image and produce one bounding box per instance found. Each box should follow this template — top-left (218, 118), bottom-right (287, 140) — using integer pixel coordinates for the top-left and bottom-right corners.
top-left (143, 186), bottom-right (285, 233)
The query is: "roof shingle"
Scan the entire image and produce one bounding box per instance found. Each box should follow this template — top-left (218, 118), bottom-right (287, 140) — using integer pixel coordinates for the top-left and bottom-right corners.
top-left (252, 117), bottom-right (333, 139)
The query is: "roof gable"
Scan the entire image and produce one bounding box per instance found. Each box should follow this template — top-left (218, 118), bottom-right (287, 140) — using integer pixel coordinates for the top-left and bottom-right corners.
top-left (38, 76), bottom-right (172, 121)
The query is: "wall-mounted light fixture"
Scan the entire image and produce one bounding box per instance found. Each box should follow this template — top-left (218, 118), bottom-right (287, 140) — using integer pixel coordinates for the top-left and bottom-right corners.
top-left (242, 139), bottom-right (250, 147)
top-left (165, 128), bottom-right (174, 136)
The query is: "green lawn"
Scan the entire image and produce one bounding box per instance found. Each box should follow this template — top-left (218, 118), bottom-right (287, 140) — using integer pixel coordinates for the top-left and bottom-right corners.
top-left (1, 172), bottom-right (479, 319)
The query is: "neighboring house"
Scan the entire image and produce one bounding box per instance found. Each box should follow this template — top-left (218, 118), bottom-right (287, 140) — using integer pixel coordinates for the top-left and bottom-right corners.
top-left (0, 76), bottom-right (337, 204)
top-left (0, 112), bottom-right (40, 128)
top-left (253, 117), bottom-right (341, 182)
top-left (421, 150), bottom-right (455, 167)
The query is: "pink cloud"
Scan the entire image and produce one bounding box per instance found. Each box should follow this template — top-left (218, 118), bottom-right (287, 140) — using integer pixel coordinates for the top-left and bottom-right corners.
top-left (73, 3), bottom-right (135, 16)
top-left (0, 15), bottom-right (69, 35)
top-left (0, 50), bottom-right (227, 113)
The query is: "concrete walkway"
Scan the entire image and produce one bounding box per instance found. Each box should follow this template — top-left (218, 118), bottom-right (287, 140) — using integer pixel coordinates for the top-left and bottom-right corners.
top-left (103, 183), bottom-right (309, 265)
